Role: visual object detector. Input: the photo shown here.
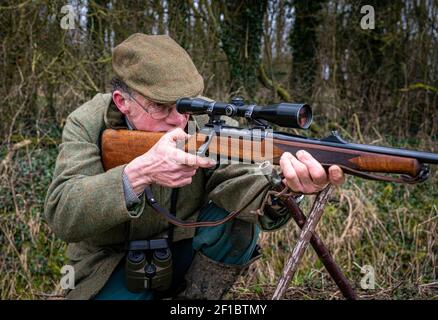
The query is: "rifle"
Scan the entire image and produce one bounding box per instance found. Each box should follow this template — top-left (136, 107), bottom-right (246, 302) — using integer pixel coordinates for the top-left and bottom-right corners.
top-left (101, 97), bottom-right (438, 300)
top-left (102, 97), bottom-right (438, 183)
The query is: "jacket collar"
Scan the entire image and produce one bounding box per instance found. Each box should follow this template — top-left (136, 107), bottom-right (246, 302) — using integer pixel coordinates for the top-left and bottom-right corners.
top-left (104, 96), bottom-right (128, 129)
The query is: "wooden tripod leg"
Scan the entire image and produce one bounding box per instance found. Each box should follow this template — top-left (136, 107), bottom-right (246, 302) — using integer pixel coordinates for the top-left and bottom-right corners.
top-left (272, 184), bottom-right (335, 300)
top-left (283, 194), bottom-right (358, 300)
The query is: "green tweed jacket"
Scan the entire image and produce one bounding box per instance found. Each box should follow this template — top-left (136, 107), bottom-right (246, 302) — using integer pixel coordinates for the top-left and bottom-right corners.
top-left (44, 93), bottom-right (292, 299)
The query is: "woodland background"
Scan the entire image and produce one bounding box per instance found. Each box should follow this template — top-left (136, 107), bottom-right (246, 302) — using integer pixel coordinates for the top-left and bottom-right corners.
top-left (0, 0), bottom-right (437, 299)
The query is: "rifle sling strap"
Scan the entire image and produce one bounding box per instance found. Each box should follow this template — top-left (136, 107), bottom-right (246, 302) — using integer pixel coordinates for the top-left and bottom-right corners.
top-left (144, 184), bottom-right (266, 228)
top-left (143, 161), bottom-right (429, 229)
top-left (322, 163), bottom-right (430, 184)
top-left (168, 188), bottom-right (179, 243)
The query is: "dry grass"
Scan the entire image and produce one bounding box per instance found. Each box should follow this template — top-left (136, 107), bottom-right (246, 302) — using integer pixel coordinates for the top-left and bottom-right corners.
top-left (0, 143), bottom-right (66, 299)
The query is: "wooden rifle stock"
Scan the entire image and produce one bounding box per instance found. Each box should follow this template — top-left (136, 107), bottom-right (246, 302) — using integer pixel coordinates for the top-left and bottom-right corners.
top-left (101, 129), bottom-right (431, 183)
top-left (102, 129), bottom-right (164, 171)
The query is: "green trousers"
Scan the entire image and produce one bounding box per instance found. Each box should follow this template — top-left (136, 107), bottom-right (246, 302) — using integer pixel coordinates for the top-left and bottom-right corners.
top-left (95, 202), bottom-right (260, 300)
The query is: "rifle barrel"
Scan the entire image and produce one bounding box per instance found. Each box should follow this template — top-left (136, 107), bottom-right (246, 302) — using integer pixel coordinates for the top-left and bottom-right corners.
top-left (272, 132), bottom-right (438, 164)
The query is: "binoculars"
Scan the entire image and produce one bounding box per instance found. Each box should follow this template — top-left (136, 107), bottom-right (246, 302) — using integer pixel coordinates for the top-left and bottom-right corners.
top-left (125, 239), bottom-right (172, 292)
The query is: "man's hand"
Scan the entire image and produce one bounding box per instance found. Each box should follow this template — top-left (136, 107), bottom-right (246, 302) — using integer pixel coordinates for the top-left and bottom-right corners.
top-left (124, 128), bottom-right (215, 194)
top-left (279, 150), bottom-right (345, 194)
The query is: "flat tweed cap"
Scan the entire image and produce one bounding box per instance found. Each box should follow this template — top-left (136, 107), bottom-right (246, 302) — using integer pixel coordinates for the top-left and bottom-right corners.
top-left (112, 33), bottom-right (204, 103)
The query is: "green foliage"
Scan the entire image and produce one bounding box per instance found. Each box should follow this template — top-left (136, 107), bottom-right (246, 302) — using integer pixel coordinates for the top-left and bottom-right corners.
top-left (0, 141), bottom-right (67, 299)
top-left (220, 0), bottom-right (268, 97)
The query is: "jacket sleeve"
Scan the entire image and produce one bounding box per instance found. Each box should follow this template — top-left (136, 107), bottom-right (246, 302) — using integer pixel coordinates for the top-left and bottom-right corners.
top-left (205, 164), bottom-right (293, 231)
top-left (44, 115), bottom-right (145, 243)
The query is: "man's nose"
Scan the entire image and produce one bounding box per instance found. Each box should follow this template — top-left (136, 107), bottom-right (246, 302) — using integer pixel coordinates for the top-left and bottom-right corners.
top-left (165, 106), bottom-right (186, 125)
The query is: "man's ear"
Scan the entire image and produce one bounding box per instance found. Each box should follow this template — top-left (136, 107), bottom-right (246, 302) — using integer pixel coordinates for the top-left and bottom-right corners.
top-left (112, 90), bottom-right (130, 115)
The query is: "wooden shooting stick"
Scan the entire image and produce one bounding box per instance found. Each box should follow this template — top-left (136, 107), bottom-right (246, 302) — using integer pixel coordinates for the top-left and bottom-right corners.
top-left (277, 190), bottom-right (358, 300)
top-left (272, 184), bottom-right (358, 300)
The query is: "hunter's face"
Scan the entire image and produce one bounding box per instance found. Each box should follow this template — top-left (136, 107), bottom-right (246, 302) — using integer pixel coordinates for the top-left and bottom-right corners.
top-left (114, 90), bottom-right (189, 132)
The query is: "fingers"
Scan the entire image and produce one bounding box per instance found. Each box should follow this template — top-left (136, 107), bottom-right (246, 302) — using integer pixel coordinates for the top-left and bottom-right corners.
top-left (328, 165), bottom-right (345, 185)
top-left (179, 164), bottom-right (199, 172)
top-left (165, 127), bottom-right (189, 143)
top-left (164, 176), bottom-right (193, 188)
top-left (175, 170), bottom-right (196, 182)
top-left (280, 152), bottom-right (304, 192)
top-left (296, 150), bottom-right (328, 186)
top-left (161, 129), bottom-right (215, 168)
top-left (280, 150), bottom-right (333, 194)
top-left (171, 148), bottom-right (215, 168)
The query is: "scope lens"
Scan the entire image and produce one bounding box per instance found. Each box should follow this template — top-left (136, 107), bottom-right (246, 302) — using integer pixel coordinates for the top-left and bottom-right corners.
top-left (298, 105), bottom-right (312, 129)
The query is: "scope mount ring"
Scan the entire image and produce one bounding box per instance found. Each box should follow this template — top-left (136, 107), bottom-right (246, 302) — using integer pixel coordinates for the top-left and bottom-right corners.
top-left (244, 104), bottom-right (256, 119)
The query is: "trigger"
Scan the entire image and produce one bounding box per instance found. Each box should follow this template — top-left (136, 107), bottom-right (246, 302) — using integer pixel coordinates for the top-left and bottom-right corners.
top-left (196, 130), bottom-right (215, 157)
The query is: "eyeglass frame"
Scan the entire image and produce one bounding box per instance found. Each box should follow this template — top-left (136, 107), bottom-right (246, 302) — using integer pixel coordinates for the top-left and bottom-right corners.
top-left (127, 92), bottom-right (176, 120)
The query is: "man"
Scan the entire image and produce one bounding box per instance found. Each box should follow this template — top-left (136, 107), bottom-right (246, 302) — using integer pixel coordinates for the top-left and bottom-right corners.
top-left (45, 33), bottom-right (344, 300)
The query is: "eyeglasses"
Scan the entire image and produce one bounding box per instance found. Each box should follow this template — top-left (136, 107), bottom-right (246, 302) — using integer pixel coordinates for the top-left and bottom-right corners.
top-left (129, 94), bottom-right (175, 120)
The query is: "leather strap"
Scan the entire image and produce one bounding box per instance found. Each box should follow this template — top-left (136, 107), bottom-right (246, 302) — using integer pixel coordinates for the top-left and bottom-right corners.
top-left (321, 163), bottom-right (430, 184)
top-left (144, 161), bottom-right (429, 228)
top-left (144, 184), bottom-right (266, 228)
top-left (168, 188), bottom-right (179, 242)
